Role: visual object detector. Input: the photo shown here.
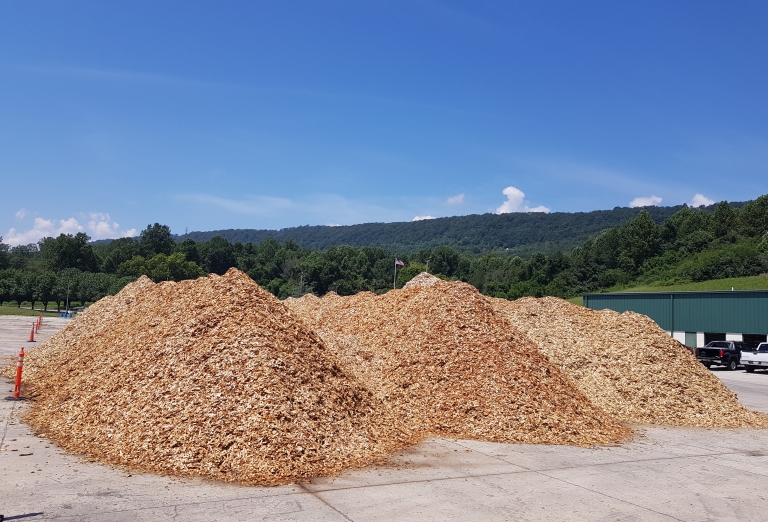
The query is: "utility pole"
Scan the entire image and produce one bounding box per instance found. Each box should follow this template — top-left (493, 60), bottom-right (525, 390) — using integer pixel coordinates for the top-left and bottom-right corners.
top-left (66, 276), bottom-right (71, 315)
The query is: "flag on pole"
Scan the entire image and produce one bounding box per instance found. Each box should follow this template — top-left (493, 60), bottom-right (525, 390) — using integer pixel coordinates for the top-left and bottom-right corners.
top-left (393, 258), bottom-right (404, 289)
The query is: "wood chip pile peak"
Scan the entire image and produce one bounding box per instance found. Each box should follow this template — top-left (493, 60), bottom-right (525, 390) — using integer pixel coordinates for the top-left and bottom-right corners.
top-left (286, 280), bottom-right (631, 446)
top-left (19, 269), bottom-right (415, 485)
top-left (490, 296), bottom-right (768, 428)
top-left (403, 272), bottom-right (441, 289)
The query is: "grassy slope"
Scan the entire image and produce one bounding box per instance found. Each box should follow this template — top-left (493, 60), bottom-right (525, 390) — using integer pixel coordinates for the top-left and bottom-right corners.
top-left (612, 275), bottom-right (768, 293)
top-left (0, 306), bottom-right (61, 317)
top-left (566, 275), bottom-right (768, 307)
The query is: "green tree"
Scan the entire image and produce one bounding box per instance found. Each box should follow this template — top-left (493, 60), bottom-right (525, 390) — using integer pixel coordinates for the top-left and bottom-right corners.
top-left (140, 223), bottom-right (175, 257)
top-left (737, 194), bottom-right (768, 237)
top-left (0, 237), bottom-right (9, 270)
top-left (175, 238), bottom-right (201, 265)
top-left (39, 233), bottom-right (99, 271)
top-left (396, 262), bottom-right (426, 288)
top-left (34, 271), bottom-right (56, 311)
top-left (8, 244), bottom-right (38, 270)
top-left (99, 237), bottom-right (142, 273)
top-left (713, 201), bottom-right (736, 238)
top-left (199, 236), bottom-right (237, 275)
top-left (19, 272), bottom-right (36, 309)
top-left (117, 253), bottom-right (204, 282)
top-left (147, 253), bottom-right (205, 282)
top-left (54, 269), bottom-right (80, 311)
top-left (759, 232), bottom-right (768, 254)
top-left (618, 210), bottom-right (662, 272)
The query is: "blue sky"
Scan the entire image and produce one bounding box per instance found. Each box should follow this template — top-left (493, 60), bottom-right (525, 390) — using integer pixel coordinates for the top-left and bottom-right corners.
top-left (1, 1), bottom-right (767, 245)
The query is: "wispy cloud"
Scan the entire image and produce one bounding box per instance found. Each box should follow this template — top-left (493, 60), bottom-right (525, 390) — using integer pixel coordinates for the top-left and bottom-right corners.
top-left (446, 194), bottom-right (465, 205)
top-left (4, 213), bottom-right (135, 246)
top-left (629, 195), bottom-right (662, 208)
top-left (690, 193), bottom-right (715, 207)
top-left (500, 156), bottom-right (670, 196)
top-left (495, 186), bottom-right (550, 214)
top-left (178, 192), bottom-right (408, 226)
top-left (413, 215), bottom-right (436, 221)
top-left (12, 65), bottom-right (239, 90)
top-left (181, 194), bottom-right (294, 216)
top-left (15, 209), bottom-right (26, 219)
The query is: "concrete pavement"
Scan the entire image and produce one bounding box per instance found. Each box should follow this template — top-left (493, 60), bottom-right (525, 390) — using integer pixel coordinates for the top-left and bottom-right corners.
top-left (0, 315), bottom-right (71, 365)
top-left (2, 315), bottom-right (768, 521)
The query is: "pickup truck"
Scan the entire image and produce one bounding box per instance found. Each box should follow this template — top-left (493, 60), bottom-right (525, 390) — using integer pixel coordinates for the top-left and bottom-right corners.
top-left (740, 342), bottom-right (768, 373)
top-left (695, 341), bottom-right (752, 370)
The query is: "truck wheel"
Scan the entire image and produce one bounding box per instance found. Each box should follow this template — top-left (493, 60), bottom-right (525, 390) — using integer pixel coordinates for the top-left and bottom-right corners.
top-left (745, 365), bottom-right (755, 373)
top-left (727, 359), bottom-right (738, 371)
top-left (703, 362), bottom-right (711, 369)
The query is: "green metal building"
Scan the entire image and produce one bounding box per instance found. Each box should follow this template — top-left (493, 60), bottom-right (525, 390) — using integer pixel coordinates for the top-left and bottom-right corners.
top-left (583, 290), bottom-right (768, 348)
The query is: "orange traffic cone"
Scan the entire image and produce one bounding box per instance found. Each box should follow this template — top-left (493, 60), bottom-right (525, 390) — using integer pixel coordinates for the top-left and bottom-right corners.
top-left (13, 347), bottom-right (24, 398)
top-left (28, 324), bottom-right (35, 342)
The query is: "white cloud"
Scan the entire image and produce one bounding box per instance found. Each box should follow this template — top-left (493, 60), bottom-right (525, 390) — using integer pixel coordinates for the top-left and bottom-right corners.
top-left (629, 195), bottom-right (662, 208)
top-left (690, 193), bottom-right (715, 207)
top-left (88, 213), bottom-right (120, 239)
top-left (446, 193), bottom-right (465, 205)
top-left (413, 215), bottom-right (436, 221)
top-left (495, 186), bottom-right (551, 214)
top-left (5, 217), bottom-right (84, 246)
top-left (15, 209), bottom-right (26, 219)
top-left (4, 213), bottom-right (135, 246)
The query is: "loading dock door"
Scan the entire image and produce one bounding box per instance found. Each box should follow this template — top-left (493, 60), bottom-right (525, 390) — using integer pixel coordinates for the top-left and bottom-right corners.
top-left (743, 334), bottom-right (768, 349)
top-left (704, 332), bottom-right (726, 345)
top-left (685, 332), bottom-right (697, 348)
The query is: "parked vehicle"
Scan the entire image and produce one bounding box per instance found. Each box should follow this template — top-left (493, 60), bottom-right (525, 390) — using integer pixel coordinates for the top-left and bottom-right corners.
top-left (695, 341), bottom-right (752, 370)
top-left (740, 342), bottom-right (768, 373)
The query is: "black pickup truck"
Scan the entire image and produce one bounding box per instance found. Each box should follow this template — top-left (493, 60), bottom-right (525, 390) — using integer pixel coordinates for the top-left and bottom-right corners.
top-left (695, 341), bottom-right (751, 370)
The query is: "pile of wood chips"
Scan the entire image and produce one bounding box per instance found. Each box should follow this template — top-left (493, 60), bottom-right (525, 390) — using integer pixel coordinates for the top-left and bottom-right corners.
top-left (16, 269), bottom-right (416, 485)
top-left (15, 267), bottom-right (764, 487)
top-left (403, 272), bottom-right (441, 288)
top-left (491, 296), bottom-right (768, 427)
top-left (286, 280), bottom-right (631, 446)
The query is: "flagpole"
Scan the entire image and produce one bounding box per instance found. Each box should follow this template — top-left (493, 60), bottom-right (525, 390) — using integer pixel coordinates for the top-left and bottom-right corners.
top-left (393, 259), bottom-right (397, 289)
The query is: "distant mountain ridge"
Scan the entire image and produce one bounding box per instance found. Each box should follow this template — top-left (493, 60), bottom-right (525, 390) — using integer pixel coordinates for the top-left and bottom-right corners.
top-left (178, 203), bottom-right (731, 254)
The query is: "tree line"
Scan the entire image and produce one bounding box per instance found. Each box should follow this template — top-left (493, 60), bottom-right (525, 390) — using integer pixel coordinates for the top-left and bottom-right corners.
top-left (181, 203), bottom-right (694, 254)
top-left (1, 195), bottom-right (767, 309)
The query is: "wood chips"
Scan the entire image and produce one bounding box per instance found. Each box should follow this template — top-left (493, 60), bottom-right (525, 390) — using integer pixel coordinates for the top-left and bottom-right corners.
top-left (15, 269), bottom-right (416, 485)
top-left (403, 271), bottom-right (442, 289)
top-left (286, 279), bottom-right (631, 446)
top-left (12, 269), bottom-right (766, 487)
top-left (490, 296), bottom-right (768, 428)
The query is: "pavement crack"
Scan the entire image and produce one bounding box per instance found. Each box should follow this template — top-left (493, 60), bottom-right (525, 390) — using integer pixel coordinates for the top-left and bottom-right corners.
top-left (296, 483), bottom-right (354, 521)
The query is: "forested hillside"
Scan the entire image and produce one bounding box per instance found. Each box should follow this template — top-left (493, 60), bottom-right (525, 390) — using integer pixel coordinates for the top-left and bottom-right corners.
top-left (181, 204), bottom-right (698, 254)
top-left (1, 196), bottom-right (766, 311)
